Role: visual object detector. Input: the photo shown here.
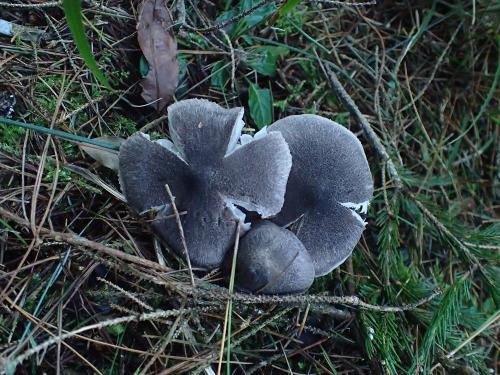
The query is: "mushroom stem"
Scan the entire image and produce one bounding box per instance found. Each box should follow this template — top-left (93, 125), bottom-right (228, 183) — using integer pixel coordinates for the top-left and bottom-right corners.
top-left (164, 184), bottom-right (195, 287)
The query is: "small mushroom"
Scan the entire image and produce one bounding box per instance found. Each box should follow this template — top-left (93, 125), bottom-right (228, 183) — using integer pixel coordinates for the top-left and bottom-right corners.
top-left (233, 221), bottom-right (315, 294)
top-left (119, 99), bottom-right (292, 269)
top-left (269, 115), bottom-right (373, 276)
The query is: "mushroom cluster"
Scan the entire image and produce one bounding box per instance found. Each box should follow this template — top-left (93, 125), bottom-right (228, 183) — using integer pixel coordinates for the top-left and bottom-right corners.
top-left (118, 99), bottom-right (373, 294)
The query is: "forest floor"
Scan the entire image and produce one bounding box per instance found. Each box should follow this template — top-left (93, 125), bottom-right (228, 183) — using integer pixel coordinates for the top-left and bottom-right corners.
top-left (0, 0), bottom-right (498, 374)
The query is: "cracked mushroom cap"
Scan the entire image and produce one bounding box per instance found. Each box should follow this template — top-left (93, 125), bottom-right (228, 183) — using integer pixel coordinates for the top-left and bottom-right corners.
top-left (269, 115), bottom-right (373, 276)
top-left (118, 99), bottom-right (292, 269)
top-left (233, 221), bottom-right (315, 294)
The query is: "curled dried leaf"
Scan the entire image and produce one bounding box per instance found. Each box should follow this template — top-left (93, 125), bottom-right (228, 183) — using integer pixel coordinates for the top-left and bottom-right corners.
top-left (80, 136), bottom-right (125, 171)
top-left (137, 0), bottom-right (179, 111)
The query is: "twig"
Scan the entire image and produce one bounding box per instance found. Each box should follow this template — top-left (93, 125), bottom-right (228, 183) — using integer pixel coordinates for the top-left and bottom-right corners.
top-left (221, 30), bottom-right (236, 92)
top-left (164, 184), bottom-right (195, 287)
top-left (0, 306), bottom-right (214, 370)
top-left (94, 249), bottom-right (441, 312)
top-left (0, 203), bottom-right (440, 313)
top-left (178, 0), bottom-right (375, 34)
top-left (0, 1), bottom-right (61, 8)
top-left (234, 288), bottom-right (442, 311)
top-left (175, 0), bottom-right (186, 26)
top-left (97, 277), bottom-right (154, 311)
top-left (313, 0), bottom-right (376, 4)
top-left (170, 278), bottom-right (442, 312)
top-left (446, 309), bottom-right (500, 362)
top-left (315, 51), bottom-right (403, 189)
top-left (0, 206), bottom-right (173, 275)
top-left (4, 296), bottom-right (105, 375)
top-left (139, 114), bottom-right (168, 133)
top-left (181, 0), bottom-right (275, 33)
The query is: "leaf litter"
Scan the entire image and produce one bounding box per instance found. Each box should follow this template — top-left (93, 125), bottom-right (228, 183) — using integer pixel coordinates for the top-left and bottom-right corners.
top-left (137, 0), bottom-right (179, 111)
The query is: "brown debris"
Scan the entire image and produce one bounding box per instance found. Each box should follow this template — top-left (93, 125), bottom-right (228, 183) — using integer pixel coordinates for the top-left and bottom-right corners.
top-left (137, 0), bottom-right (179, 111)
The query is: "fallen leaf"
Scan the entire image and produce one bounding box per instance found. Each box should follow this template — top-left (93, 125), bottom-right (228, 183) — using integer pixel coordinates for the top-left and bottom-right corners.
top-left (278, 0), bottom-right (302, 17)
top-left (248, 83), bottom-right (272, 129)
top-left (80, 136), bottom-right (124, 171)
top-left (137, 0), bottom-right (179, 111)
top-left (246, 46), bottom-right (289, 77)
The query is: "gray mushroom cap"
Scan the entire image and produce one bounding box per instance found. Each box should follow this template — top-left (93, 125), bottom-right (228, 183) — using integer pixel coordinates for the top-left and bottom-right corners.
top-left (269, 115), bottom-right (373, 276)
top-left (119, 99), bottom-right (292, 269)
top-left (233, 221), bottom-right (315, 294)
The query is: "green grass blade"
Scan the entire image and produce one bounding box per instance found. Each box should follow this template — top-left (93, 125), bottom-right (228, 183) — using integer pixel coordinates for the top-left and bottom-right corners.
top-left (62, 0), bottom-right (112, 90)
top-left (0, 117), bottom-right (120, 150)
top-left (279, 0), bottom-right (302, 17)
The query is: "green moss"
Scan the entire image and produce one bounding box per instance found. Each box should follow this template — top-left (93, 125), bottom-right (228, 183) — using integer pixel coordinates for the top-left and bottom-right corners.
top-left (33, 75), bottom-right (99, 125)
top-left (109, 113), bottom-right (136, 135)
top-left (43, 160), bottom-right (73, 183)
top-left (0, 122), bottom-right (25, 150)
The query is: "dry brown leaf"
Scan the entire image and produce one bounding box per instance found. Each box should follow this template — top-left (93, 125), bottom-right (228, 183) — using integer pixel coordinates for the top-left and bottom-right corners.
top-left (137, 0), bottom-right (179, 112)
top-left (80, 136), bottom-right (125, 171)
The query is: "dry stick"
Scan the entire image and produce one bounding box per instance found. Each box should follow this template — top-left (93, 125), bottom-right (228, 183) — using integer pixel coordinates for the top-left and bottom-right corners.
top-left (179, 0), bottom-right (375, 34)
top-left (1, 306), bottom-right (214, 370)
top-left (316, 51), bottom-right (403, 189)
top-left (4, 295), bottom-right (105, 375)
top-left (97, 277), bottom-right (154, 311)
top-left (81, 246), bottom-right (441, 313)
top-left (138, 307), bottom-right (187, 375)
top-left (0, 206), bottom-right (173, 275)
top-left (221, 30), bottom-right (236, 92)
top-left (20, 132), bottom-right (29, 222)
top-left (0, 1), bottom-right (60, 8)
top-left (4, 297), bottom-right (207, 364)
top-left (103, 251), bottom-right (440, 313)
top-left (240, 289), bottom-right (443, 312)
top-left (181, 0), bottom-right (275, 33)
top-left (0, 91), bottom-right (64, 302)
top-left (216, 221), bottom-right (241, 375)
top-left (164, 184), bottom-right (195, 287)
top-left (180, 283), bottom-right (442, 312)
top-left (446, 309), bottom-right (499, 359)
top-left (139, 114), bottom-right (168, 133)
